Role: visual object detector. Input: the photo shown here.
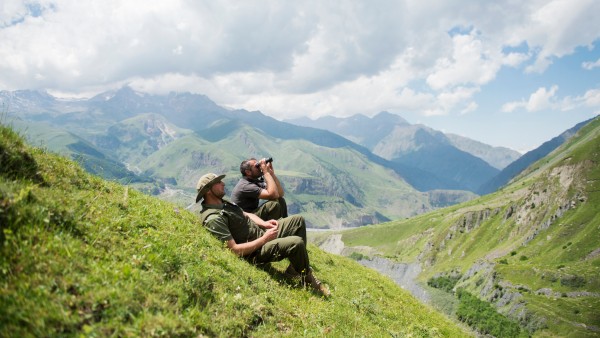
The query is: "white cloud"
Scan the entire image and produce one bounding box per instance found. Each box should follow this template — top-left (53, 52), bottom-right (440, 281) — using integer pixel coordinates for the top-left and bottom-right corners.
top-left (582, 58), bottom-right (600, 70)
top-left (0, 0), bottom-right (599, 123)
top-left (580, 88), bottom-right (600, 107)
top-left (461, 101), bottom-right (478, 115)
top-left (502, 52), bottom-right (531, 67)
top-left (426, 32), bottom-right (501, 90)
top-left (502, 85), bottom-right (600, 113)
top-left (527, 85), bottom-right (559, 111)
top-left (519, 0), bottom-right (600, 73)
top-left (501, 101), bottom-right (524, 113)
top-left (502, 86), bottom-right (558, 112)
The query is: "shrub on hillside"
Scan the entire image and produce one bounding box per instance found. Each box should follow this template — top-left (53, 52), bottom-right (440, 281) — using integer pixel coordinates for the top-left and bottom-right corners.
top-left (427, 275), bottom-right (461, 293)
top-left (560, 275), bottom-right (586, 288)
top-left (349, 252), bottom-right (369, 261)
top-left (456, 289), bottom-right (524, 337)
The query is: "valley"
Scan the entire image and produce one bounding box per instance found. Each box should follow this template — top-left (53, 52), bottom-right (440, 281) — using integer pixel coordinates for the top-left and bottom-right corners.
top-left (1, 87), bottom-right (501, 228)
top-left (311, 115), bottom-right (600, 337)
top-left (3, 87), bottom-right (598, 336)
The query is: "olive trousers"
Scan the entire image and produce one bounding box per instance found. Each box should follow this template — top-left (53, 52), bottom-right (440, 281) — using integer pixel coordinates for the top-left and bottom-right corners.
top-left (247, 214), bottom-right (309, 275)
top-left (253, 197), bottom-right (288, 221)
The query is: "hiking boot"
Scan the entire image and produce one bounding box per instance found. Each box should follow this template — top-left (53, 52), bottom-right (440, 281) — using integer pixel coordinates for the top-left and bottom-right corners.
top-left (304, 268), bottom-right (331, 297)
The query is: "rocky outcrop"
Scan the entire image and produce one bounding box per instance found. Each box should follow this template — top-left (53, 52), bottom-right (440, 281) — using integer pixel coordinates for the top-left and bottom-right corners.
top-left (358, 257), bottom-right (431, 303)
top-left (457, 261), bottom-right (548, 332)
top-left (318, 234), bottom-right (345, 255)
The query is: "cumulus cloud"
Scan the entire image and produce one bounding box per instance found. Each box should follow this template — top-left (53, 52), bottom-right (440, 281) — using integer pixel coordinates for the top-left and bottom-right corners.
top-left (502, 85), bottom-right (600, 113)
top-left (520, 0), bottom-right (600, 73)
top-left (426, 32), bottom-right (502, 90)
top-left (0, 0), bottom-right (599, 122)
top-left (502, 86), bottom-right (559, 112)
top-left (582, 58), bottom-right (600, 70)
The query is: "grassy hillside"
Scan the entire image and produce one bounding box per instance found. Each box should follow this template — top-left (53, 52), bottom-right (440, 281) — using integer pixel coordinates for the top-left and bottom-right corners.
top-left (315, 116), bottom-right (600, 337)
top-left (7, 117), bottom-right (151, 185)
top-left (5, 89), bottom-right (479, 228)
top-left (0, 123), bottom-right (469, 337)
top-left (94, 113), bottom-right (193, 168)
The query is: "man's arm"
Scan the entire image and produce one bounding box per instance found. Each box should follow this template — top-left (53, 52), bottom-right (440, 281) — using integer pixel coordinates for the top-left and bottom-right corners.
top-left (258, 161), bottom-right (279, 200)
top-left (225, 228), bottom-right (277, 256)
top-left (267, 162), bottom-right (285, 198)
top-left (244, 211), bottom-right (278, 229)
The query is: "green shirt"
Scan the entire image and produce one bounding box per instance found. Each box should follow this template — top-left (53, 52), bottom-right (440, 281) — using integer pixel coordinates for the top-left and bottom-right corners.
top-left (200, 199), bottom-right (262, 243)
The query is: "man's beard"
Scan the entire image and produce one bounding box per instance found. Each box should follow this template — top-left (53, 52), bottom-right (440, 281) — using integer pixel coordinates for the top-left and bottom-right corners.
top-left (251, 170), bottom-right (263, 180)
top-left (210, 185), bottom-right (226, 199)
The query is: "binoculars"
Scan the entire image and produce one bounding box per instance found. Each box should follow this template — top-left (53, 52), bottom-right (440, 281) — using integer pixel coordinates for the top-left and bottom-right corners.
top-left (254, 157), bottom-right (273, 168)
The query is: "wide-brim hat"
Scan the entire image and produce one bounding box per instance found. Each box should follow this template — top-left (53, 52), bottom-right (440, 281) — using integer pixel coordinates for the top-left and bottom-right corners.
top-left (195, 173), bottom-right (226, 202)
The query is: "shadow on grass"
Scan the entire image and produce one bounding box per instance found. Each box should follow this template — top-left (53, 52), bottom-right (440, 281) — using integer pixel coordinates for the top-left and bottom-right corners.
top-left (255, 263), bottom-right (331, 299)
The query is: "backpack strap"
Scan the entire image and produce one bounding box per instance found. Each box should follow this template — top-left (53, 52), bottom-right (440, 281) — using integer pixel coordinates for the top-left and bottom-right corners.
top-left (200, 208), bottom-right (225, 226)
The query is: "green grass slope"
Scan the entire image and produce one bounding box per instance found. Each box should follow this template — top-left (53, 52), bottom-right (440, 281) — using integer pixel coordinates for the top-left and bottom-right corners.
top-left (0, 123), bottom-right (469, 337)
top-left (321, 116), bottom-right (600, 337)
top-left (95, 113), bottom-right (193, 167)
top-left (6, 117), bottom-right (150, 184)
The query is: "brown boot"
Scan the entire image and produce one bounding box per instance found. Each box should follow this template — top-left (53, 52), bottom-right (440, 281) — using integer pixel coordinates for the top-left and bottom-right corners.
top-left (304, 268), bottom-right (331, 297)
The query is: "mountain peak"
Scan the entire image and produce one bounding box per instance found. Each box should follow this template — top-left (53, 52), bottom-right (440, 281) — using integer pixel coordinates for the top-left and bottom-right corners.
top-left (92, 85), bottom-right (147, 102)
top-left (372, 111), bottom-right (409, 125)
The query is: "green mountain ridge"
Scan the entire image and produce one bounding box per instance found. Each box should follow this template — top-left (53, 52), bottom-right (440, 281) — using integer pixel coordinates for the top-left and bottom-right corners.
top-left (135, 122), bottom-right (446, 228)
top-left (2, 88), bottom-right (480, 227)
top-left (314, 116), bottom-right (600, 336)
top-left (93, 113), bottom-right (193, 169)
top-left (0, 122), bottom-right (469, 336)
top-left (478, 118), bottom-right (594, 195)
top-left (286, 111), bottom-right (512, 191)
top-left (5, 116), bottom-right (150, 185)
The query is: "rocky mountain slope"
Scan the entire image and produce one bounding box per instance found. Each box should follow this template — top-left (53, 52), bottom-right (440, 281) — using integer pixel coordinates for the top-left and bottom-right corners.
top-left (314, 116), bottom-right (600, 336)
top-left (2, 87), bottom-right (477, 227)
top-left (478, 117), bottom-right (594, 195)
top-left (287, 111), bottom-right (521, 192)
top-left (445, 133), bottom-right (521, 170)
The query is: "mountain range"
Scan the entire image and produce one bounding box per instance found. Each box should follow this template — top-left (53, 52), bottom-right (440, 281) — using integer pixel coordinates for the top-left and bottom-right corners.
top-left (478, 118), bottom-right (593, 195)
top-left (287, 112), bottom-right (521, 192)
top-left (312, 115), bottom-right (600, 336)
top-left (2, 87), bottom-right (598, 336)
top-left (0, 86), bottom-right (585, 228)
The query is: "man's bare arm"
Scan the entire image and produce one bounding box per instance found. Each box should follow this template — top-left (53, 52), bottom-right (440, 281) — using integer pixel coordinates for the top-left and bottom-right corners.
top-left (225, 228), bottom-right (277, 256)
top-left (268, 163), bottom-right (285, 197)
top-left (244, 211), bottom-right (278, 229)
top-left (258, 161), bottom-right (279, 199)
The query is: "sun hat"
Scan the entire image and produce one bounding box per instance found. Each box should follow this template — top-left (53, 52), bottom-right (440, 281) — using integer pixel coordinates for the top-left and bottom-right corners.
top-left (195, 173), bottom-right (226, 202)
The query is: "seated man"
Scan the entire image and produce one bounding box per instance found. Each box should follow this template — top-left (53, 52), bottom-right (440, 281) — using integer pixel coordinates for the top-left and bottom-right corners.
top-left (231, 157), bottom-right (288, 221)
top-left (195, 172), bottom-right (329, 296)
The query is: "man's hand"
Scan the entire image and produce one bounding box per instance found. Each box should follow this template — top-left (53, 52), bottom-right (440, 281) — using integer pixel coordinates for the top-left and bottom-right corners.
top-left (262, 228), bottom-right (278, 243)
top-left (258, 158), bottom-right (268, 172)
top-left (265, 159), bottom-right (275, 173)
top-left (262, 219), bottom-right (278, 229)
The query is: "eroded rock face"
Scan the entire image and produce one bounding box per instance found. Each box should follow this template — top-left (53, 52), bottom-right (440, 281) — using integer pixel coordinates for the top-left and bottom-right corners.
top-left (357, 257), bottom-right (431, 304)
top-left (318, 234), bottom-right (345, 255)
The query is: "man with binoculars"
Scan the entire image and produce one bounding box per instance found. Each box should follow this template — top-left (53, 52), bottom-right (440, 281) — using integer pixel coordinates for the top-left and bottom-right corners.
top-left (231, 157), bottom-right (288, 221)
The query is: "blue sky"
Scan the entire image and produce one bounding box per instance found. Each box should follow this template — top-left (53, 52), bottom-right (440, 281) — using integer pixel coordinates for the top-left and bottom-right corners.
top-left (409, 41), bottom-right (600, 151)
top-left (1, 0), bottom-right (599, 152)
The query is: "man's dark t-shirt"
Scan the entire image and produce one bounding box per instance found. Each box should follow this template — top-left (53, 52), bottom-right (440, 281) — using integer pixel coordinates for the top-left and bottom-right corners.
top-left (231, 177), bottom-right (265, 212)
